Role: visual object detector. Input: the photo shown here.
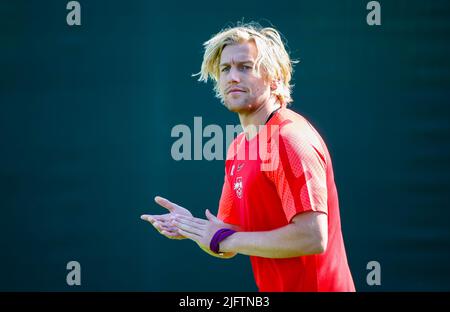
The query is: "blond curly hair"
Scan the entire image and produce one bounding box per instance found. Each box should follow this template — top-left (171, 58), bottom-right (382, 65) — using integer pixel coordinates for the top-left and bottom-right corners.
top-left (196, 22), bottom-right (298, 106)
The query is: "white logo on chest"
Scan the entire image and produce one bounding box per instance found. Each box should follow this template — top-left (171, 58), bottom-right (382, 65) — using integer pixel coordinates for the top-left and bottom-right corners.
top-left (234, 176), bottom-right (243, 199)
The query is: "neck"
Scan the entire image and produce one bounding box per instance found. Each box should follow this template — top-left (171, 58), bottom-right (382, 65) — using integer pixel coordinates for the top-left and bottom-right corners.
top-left (238, 96), bottom-right (281, 140)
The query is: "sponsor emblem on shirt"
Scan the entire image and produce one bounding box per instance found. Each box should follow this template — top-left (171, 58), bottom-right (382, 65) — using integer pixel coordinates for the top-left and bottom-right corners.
top-left (230, 164), bottom-right (235, 176)
top-left (237, 163), bottom-right (244, 172)
top-left (234, 176), bottom-right (243, 199)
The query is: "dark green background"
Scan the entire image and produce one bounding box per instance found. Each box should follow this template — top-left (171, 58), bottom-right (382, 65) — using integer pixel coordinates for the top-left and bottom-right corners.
top-left (1, 0), bottom-right (449, 291)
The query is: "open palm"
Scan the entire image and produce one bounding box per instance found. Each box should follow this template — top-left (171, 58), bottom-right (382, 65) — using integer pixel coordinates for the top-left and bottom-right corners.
top-left (141, 196), bottom-right (192, 240)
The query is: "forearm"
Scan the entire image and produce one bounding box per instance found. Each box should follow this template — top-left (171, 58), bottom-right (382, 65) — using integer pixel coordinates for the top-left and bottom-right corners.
top-left (198, 223), bottom-right (240, 259)
top-left (197, 242), bottom-right (237, 259)
top-left (171, 211), bottom-right (325, 259)
top-left (219, 222), bottom-right (325, 258)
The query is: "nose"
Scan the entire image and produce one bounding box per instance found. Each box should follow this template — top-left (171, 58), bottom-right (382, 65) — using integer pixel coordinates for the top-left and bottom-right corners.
top-left (227, 67), bottom-right (240, 83)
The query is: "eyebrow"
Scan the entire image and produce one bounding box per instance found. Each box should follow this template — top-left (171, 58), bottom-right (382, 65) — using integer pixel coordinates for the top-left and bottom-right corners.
top-left (219, 60), bottom-right (254, 67)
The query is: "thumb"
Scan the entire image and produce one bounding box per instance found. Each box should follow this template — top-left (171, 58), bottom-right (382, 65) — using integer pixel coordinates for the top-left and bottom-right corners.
top-left (205, 209), bottom-right (219, 222)
top-left (154, 196), bottom-right (175, 213)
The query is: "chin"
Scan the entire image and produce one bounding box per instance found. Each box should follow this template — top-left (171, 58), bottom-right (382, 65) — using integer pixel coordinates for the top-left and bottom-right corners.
top-left (224, 96), bottom-right (253, 111)
top-left (225, 101), bottom-right (252, 113)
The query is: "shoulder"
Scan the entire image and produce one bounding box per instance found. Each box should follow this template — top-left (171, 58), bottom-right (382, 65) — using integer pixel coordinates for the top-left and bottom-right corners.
top-left (275, 109), bottom-right (328, 167)
top-left (277, 109), bottom-right (325, 151)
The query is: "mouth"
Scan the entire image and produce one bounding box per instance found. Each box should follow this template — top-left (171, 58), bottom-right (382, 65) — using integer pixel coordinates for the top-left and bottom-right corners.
top-left (228, 88), bottom-right (246, 94)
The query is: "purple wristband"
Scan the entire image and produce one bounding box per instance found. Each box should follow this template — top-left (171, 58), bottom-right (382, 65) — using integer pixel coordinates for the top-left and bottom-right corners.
top-left (210, 228), bottom-right (236, 254)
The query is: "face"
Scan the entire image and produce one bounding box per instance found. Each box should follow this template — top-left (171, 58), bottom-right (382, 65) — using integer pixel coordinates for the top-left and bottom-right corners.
top-left (218, 41), bottom-right (272, 114)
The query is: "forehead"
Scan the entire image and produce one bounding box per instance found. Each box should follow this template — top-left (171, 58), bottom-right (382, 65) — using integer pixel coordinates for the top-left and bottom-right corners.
top-left (220, 41), bottom-right (258, 64)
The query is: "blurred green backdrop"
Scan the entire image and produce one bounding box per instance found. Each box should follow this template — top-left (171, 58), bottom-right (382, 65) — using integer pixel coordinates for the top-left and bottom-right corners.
top-left (1, 0), bottom-right (450, 291)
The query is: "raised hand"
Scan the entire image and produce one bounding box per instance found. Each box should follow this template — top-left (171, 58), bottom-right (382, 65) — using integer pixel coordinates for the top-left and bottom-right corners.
top-left (171, 209), bottom-right (229, 248)
top-left (141, 196), bottom-right (193, 240)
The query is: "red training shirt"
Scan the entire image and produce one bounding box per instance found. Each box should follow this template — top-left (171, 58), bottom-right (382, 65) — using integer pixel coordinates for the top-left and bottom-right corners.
top-left (217, 108), bottom-right (355, 292)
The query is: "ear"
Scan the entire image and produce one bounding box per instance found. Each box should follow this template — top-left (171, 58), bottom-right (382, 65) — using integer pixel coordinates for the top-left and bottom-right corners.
top-left (270, 80), bottom-right (278, 91)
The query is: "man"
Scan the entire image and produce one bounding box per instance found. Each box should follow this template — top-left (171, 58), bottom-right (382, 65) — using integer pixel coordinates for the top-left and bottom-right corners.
top-left (141, 23), bottom-right (355, 292)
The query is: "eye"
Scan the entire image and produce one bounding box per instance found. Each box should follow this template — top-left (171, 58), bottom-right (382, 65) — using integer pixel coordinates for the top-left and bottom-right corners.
top-left (240, 65), bottom-right (252, 71)
top-left (221, 67), bottom-right (230, 73)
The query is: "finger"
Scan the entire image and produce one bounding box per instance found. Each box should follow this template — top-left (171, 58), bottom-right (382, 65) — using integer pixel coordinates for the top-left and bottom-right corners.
top-left (205, 209), bottom-right (219, 222)
top-left (155, 196), bottom-right (189, 213)
top-left (154, 196), bottom-right (187, 214)
top-left (155, 217), bottom-right (172, 225)
top-left (175, 215), bottom-right (208, 226)
top-left (177, 228), bottom-right (201, 242)
top-left (141, 214), bottom-right (170, 224)
top-left (161, 229), bottom-right (182, 238)
top-left (172, 219), bottom-right (204, 236)
top-left (140, 215), bottom-right (155, 223)
top-left (174, 217), bottom-right (206, 231)
top-left (151, 221), bottom-right (164, 231)
top-left (152, 220), bottom-right (176, 232)
top-left (154, 196), bottom-right (177, 213)
top-left (159, 223), bottom-right (174, 230)
top-left (153, 222), bottom-right (180, 238)
top-left (141, 215), bottom-right (164, 224)
top-left (163, 226), bottom-right (180, 234)
top-left (160, 223), bottom-right (182, 233)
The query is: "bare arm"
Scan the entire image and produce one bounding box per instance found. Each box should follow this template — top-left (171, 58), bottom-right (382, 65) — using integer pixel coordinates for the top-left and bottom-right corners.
top-left (175, 210), bottom-right (240, 259)
top-left (173, 210), bottom-right (327, 259)
top-left (197, 243), bottom-right (237, 259)
top-left (220, 211), bottom-right (327, 258)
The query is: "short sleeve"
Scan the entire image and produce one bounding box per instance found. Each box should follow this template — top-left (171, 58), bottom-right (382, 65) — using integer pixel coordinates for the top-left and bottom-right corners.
top-left (217, 171), bottom-right (240, 226)
top-left (265, 132), bottom-right (328, 223)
